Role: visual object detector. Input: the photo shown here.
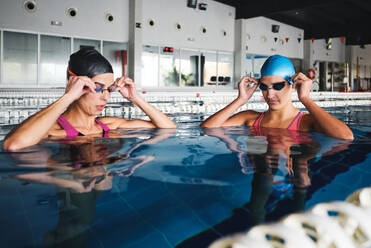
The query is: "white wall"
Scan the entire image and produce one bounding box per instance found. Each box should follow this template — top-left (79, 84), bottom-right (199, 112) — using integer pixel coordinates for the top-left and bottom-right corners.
top-left (240, 17), bottom-right (304, 59)
top-left (305, 38), bottom-right (346, 64)
top-left (0, 0), bottom-right (129, 42)
top-left (349, 45), bottom-right (371, 65)
top-left (234, 17), bottom-right (303, 80)
top-left (141, 0), bottom-right (235, 51)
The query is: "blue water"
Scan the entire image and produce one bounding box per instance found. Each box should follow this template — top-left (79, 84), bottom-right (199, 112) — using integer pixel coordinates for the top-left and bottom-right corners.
top-left (0, 106), bottom-right (370, 248)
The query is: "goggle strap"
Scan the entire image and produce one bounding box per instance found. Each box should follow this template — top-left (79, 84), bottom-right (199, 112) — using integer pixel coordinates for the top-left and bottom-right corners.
top-left (67, 68), bottom-right (77, 76)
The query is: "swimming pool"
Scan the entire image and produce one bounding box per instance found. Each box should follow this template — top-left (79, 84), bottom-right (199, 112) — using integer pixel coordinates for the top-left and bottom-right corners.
top-left (0, 105), bottom-right (370, 248)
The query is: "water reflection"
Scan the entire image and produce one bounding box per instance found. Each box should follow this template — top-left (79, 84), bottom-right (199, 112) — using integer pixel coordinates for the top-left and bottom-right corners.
top-left (203, 127), bottom-right (349, 226)
top-left (6, 128), bottom-right (175, 247)
top-left (0, 126), bottom-right (357, 248)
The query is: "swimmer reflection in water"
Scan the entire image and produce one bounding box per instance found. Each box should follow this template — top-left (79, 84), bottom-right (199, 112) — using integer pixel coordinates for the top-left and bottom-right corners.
top-left (200, 55), bottom-right (353, 140)
top-left (10, 129), bottom-right (174, 247)
top-left (2, 48), bottom-right (176, 151)
top-left (203, 126), bottom-right (350, 227)
top-left (12, 128), bottom-right (175, 191)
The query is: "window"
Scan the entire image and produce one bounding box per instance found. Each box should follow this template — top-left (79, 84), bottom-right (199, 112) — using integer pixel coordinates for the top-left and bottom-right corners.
top-left (0, 30), bottom-right (132, 87)
top-left (140, 47), bottom-right (235, 88)
top-left (40, 35), bottom-right (71, 85)
top-left (142, 45), bottom-right (159, 87)
top-left (73, 38), bottom-right (100, 53)
top-left (160, 47), bottom-right (180, 87)
top-left (180, 49), bottom-right (201, 87)
top-left (202, 51), bottom-right (217, 86)
top-left (253, 55), bottom-right (269, 78)
top-left (103, 41), bottom-right (128, 77)
top-left (3, 31), bottom-right (37, 85)
top-left (217, 52), bottom-right (234, 87)
top-left (246, 55), bottom-right (253, 77)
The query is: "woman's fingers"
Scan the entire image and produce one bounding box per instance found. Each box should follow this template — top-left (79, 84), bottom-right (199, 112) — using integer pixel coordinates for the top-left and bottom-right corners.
top-left (83, 80), bottom-right (96, 93)
top-left (69, 76), bottom-right (95, 93)
top-left (292, 72), bottom-right (310, 83)
top-left (240, 76), bottom-right (256, 84)
top-left (115, 76), bottom-right (135, 89)
top-left (251, 81), bottom-right (259, 88)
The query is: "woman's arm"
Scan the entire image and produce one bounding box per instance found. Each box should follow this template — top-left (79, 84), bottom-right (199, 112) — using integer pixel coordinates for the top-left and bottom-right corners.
top-left (292, 72), bottom-right (354, 140)
top-left (200, 76), bottom-right (259, 128)
top-left (2, 76), bottom-right (97, 151)
top-left (113, 76), bottom-right (176, 128)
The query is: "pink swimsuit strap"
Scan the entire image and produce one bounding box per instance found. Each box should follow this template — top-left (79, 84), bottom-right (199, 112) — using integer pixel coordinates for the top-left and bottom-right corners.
top-left (286, 111), bottom-right (304, 131)
top-left (252, 112), bottom-right (265, 129)
top-left (252, 111), bottom-right (303, 131)
top-left (57, 115), bottom-right (110, 138)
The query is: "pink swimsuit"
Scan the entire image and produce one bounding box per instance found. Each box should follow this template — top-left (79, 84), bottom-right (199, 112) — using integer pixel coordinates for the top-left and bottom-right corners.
top-left (252, 111), bottom-right (304, 131)
top-left (57, 115), bottom-right (110, 138)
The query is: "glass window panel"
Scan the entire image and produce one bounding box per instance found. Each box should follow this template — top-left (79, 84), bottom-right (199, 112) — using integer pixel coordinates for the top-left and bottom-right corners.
top-left (180, 49), bottom-right (201, 87)
top-left (246, 55), bottom-right (253, 77)
top-left (73, 38), bottom-right (100, 53)
top-left (202, 51), bottom-right (217, 87)
top-left (40, 35), bottom-right (71, 85)
top-left (217, 52), bottom-right (234, 87)
top-left (160, 47), bottom-right (180, 87)
top-left (3, 31), bottom-right (37, 85)
top-left (103, 41), bottom-right (128, 78)
top-left (0, 31), bottom-right (2, 83)
top-left (253, 55), bottom-right (269, 78)
top-left (142, 45), bottom-right (159, 87)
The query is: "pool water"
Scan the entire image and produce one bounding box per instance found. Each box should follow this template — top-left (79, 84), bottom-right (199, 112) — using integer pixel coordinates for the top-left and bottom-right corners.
top-left (0, 106), bottom-right (370, 248)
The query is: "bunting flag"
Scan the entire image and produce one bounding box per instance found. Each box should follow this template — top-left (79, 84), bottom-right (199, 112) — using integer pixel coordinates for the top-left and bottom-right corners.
top-left (274, 37), bottom-right (278, 42)
top-left (340, 37), bottom-right (345, 43)
top-left (285, 37), bottom-right (289, 43)
top-left (298, 38), bottom-right (301, 43)
top-left (311, 38), bottom-right (315, 43)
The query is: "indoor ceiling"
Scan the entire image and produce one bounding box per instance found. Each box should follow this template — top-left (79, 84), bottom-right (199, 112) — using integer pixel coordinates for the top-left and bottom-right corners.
top-left (214, 0), bottom-right (371, 45)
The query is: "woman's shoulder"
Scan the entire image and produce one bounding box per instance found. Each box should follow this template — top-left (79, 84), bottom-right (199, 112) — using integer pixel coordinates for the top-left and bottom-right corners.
top-left (97, 116), bottom-right (128, 129)
top-left (238, 110), bottom-right (262, 126)
top-left (235, 110), bottom-right (261, 118)
top-left (299, 112), bottom-right (315, 131)
top-left (47, 121), bottom-right (67, 137)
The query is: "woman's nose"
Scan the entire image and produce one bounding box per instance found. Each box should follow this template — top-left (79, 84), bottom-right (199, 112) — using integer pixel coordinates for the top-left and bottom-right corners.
top-left (267, 88), bottom-right (276, 97)
top-left (101, 91), bottom-right (110, 100)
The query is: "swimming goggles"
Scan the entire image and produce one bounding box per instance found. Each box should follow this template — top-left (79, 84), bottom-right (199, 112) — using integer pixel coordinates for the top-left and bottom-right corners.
top-left (258, 81), bottom-right (286, 91)
top-left (94, 82), bottom-right (117, 94)
top-left (67, 68), bottom-right (116, 93)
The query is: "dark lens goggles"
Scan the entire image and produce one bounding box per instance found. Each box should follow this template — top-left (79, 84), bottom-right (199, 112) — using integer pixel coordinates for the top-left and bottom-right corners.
top-left (258, 81), bottom-right (286, 91)
top-left (94, 82), bottom-right (116, 93)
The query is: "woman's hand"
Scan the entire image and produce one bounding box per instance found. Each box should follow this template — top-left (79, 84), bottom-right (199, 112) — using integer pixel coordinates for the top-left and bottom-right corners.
top-left (114, 76), bottom-right (140, 102)
top-left (291, 73), bottom-right (312, 102)
top-left (65, 76), bottom-right (96, 101)
top-left (69, 178), bottom-right (97, 193)
top-left (237, 76), bottom-right (258, 102)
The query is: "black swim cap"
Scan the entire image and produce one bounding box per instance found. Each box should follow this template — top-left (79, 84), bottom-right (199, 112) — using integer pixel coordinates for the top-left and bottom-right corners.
top-left (67, 48), bottom-right (113, 79)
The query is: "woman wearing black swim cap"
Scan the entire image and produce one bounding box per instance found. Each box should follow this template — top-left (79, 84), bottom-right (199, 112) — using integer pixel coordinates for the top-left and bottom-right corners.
top-left (3, 48), bottom-right (176, 151)
top-left (201, 55), bottom-right (353, 140)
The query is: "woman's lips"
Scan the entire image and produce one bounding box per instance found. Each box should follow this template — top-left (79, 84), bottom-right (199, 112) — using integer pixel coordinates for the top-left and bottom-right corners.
top-left (96, 105), bottom-right (105, 111)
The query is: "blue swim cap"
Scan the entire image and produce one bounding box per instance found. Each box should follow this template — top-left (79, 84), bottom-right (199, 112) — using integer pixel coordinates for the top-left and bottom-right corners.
top-left (260, 55), bottom-right (295, 84)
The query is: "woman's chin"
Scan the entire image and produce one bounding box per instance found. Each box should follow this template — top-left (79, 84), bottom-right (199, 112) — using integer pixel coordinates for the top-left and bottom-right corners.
top-left (268, 103), bottom-right (281, 110)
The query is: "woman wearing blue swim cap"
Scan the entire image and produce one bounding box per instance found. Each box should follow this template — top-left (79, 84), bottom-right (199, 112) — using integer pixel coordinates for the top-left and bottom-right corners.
top-left (201, 55), bottom-right (353, 140)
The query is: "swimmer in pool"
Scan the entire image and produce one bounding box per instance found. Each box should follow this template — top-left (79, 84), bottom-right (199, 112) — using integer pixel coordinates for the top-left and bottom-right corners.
top-left (200, 55), bottom-right (353, 140)
top-left (3, 48), bottom-right (176, 151)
